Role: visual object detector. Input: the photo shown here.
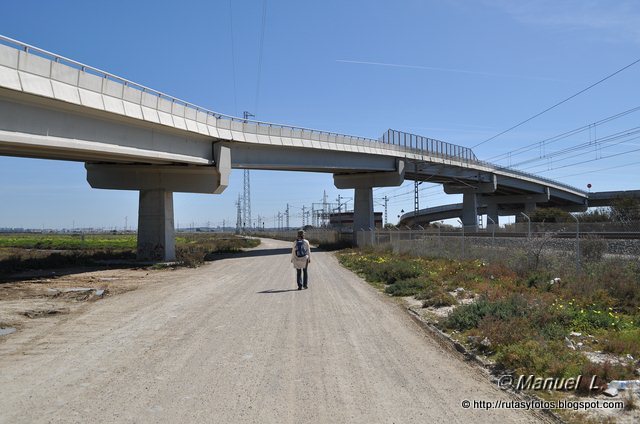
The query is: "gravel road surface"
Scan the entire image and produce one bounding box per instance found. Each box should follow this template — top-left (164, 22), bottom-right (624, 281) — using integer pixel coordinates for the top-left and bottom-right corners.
top-left (0, 238), bottom-right (543, 423)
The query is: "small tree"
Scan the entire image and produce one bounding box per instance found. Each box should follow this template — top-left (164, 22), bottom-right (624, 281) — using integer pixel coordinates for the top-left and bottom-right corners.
top-left (578, 208), bottom-right (611, 223)
top-left (529, 208), bottom-right (571, 223)
top-left (610, 197), bottom-right (640, 224)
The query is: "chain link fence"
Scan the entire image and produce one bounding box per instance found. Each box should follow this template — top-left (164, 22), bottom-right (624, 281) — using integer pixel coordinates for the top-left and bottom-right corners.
top-left (357, 223), bottom-right (640, 272)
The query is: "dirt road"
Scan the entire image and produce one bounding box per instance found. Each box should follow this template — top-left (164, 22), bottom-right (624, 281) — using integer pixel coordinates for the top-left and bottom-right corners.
top-left (0, 238), bottom-right (543, 423)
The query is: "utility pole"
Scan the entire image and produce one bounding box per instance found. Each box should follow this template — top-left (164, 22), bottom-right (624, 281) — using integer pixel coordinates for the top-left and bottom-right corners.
top-left (302, 205), bottom-right (306, 227)
top-left (285, 204), bottom-right (290, 230)
top-left (235, 194), bottom-right (242, 234)
top-left (243, 169), bottom-right (251, 231)
top-left (311, 204), bottom-right (315, 227)
top-left (242, 111), bottom-right (254, 233)
top-left (337, 195), bottom-right (342, 229)
top-left (414, 181), bottom-right (423, 217)
top-left (322, 190), bottom-right (328, 227)
top-left (383, 196), bottom-right (388, 226)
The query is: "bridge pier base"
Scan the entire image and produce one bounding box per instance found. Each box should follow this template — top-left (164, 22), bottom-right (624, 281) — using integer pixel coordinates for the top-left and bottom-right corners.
top-left (353, 187), bottom-right (374, 246)
top-left (486, 202), bottom-right (499, 231)
top-left (137, 190), bottom-right (175, 261)
top-left (333, 159), bottom-right (405, 246)
top-left (462, 192), bottom-right (478, 231)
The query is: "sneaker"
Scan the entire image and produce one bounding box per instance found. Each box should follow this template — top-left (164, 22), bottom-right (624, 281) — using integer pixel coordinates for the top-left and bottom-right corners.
top-left (303, 285), bottom-right (308, 289)
top-left (297, 286), bottom-right (302, 290)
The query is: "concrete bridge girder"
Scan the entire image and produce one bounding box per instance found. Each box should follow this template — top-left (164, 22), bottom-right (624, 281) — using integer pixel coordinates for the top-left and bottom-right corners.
top-left (413, 163), bottom-right (495, 181)
top-left (333, 159), bottom-right (405, 190)
top-left (229, 142), bottom-right (398, 173)
top-left (85, 163), bottom-right (228, 194)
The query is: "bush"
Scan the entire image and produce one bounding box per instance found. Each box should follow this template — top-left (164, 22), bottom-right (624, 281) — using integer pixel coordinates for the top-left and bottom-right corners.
top-left (496, 340), bottom-right (587, 379)
top-left (475, 316), bottom-right (535, 348)
top-left (580, 361), bottom-right (636, 386)
top-left (415, 281), bottom-right (458, 307)
top-left (422, 290), bottom-right (457, 308)
top-left (445, 294), bottom-right (530, 331)
top-left (367, 260), bottom-right (421, 284)
top-left (581, 236), bottom-right (607, 262)
top-left (384, 278), bottom-right (427, 296)
top-left (565, 260), bottom-right (640, 313)
top-left (600, 328), bottom-right (640, 357)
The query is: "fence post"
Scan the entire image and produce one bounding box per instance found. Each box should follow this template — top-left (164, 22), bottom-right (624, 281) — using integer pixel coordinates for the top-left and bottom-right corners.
top-left (457, 219), bottom-right (465, 259)
top-left (520, 212), bottom-right (531, 239)
top-left (487, 216), bottom-right (496, 261)
top-left (570, 214), bottom-right (580, 272)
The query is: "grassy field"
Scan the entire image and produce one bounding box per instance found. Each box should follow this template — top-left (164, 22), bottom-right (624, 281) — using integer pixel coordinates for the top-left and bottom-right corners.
top-left (0, 233), bottom-right (260, 275)
top-left (0, 234), bottom-right (139, 250)
top-left (338, 248), bottom-right (640, 389)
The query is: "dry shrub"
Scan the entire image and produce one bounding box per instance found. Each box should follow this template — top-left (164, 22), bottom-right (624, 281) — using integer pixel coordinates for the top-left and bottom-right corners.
top-left (581, 235), bottom-right (607, 262)
top-left (579, 361), bottom-right (636, 391)
top-left (600, 328), bottom-right (640, 357)
top-left (496, 340), bottom-right (588, 379)
top-left (476, 316), bottom-right (535, 348)
top-left (567, 260), bottom-right (640, 313)
top-left (421, 290), bottom-right (457, 308)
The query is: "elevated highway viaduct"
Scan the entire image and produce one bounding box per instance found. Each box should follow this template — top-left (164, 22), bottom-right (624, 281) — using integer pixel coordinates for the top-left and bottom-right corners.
top-left (398, 190), bottom-right (640, 228)
top-left (0, 35), bottom-right (588, 260)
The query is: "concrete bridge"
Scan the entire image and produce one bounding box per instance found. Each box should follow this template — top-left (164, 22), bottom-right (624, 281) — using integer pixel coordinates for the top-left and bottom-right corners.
top-left (398, 189), bottom-right (640, 227)
top-left (0, 35), bottom-right (588, 260)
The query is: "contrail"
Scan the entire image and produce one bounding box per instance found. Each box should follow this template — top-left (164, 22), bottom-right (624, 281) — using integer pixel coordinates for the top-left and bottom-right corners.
top-left (336, 59), bottom-right (564, 82)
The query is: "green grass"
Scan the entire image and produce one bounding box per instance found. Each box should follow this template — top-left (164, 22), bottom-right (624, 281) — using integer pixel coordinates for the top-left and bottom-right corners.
top-left (0, 233), bottom-right (261, 274)
top-left (0, 233), bottom-right (136, 250)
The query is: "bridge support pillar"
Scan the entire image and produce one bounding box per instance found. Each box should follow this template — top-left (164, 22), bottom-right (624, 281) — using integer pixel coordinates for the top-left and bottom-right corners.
top-left (333, 159), bottom-right (405, 246)
top-left (462, 192), bottom-right (478, 231)
top-left (84, 143), bottom-right (231, 262)
top-left (516, 202), bottom-right (537, 222)
top-left (353, 187), bottom-right (374, 246)
top-left (486, 202), bottom-right (499, 231)
top-left (138, 190), bottom-right (175, 261)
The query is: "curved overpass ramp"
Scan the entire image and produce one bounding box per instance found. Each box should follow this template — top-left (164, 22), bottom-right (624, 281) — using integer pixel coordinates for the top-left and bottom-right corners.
top-left (0, 35), bottom-right (587, 257)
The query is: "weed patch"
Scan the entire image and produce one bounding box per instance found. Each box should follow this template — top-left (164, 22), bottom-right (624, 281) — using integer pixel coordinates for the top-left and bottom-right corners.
top-left (337, 247), bottom-right (640, 401)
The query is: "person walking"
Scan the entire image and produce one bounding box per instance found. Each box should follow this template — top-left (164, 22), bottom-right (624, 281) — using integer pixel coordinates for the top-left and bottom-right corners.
top-left (291, 230), bottom-right (311, 290)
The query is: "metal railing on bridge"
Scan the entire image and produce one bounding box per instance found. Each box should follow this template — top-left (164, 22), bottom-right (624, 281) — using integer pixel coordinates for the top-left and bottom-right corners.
top-left (380, 129), bottom-right (478, 162)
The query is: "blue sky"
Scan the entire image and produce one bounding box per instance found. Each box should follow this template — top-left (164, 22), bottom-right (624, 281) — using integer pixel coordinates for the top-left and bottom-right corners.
top-left (1, 0), bottom-right (639, 229)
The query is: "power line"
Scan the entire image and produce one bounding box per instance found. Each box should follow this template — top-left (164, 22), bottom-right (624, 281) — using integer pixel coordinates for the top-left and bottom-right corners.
top-left (472, 57), bottom-right (640, 149)
top-left (533, 141), bottom-right (640, 174)
top-left (228, 0), bottom-right (238, 116)
top-left (486, 105), bottom-right (640, 163)
top-left (254, 0), bottom-right (268, 115)
top-left (556, 160), bottom-right (640, 179)
top-left (517, 130), bottom-right (640, 172)
top-left (511, 127), bottom-right (640, 169)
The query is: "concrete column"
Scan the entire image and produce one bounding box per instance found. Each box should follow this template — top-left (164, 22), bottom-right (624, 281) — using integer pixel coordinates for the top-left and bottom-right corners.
top-left (525, 202), bottom-right (536, 213)
top-left (353, 187), bottom-right (374, 245)
top-left (486, 202), bottom-right (499, 231)
top-left (516, 202), bottom-right (537, 223)
top-left (462, 192), bottom-right (478, 231)
top-left (137, 190), bottom-right (175, 261)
